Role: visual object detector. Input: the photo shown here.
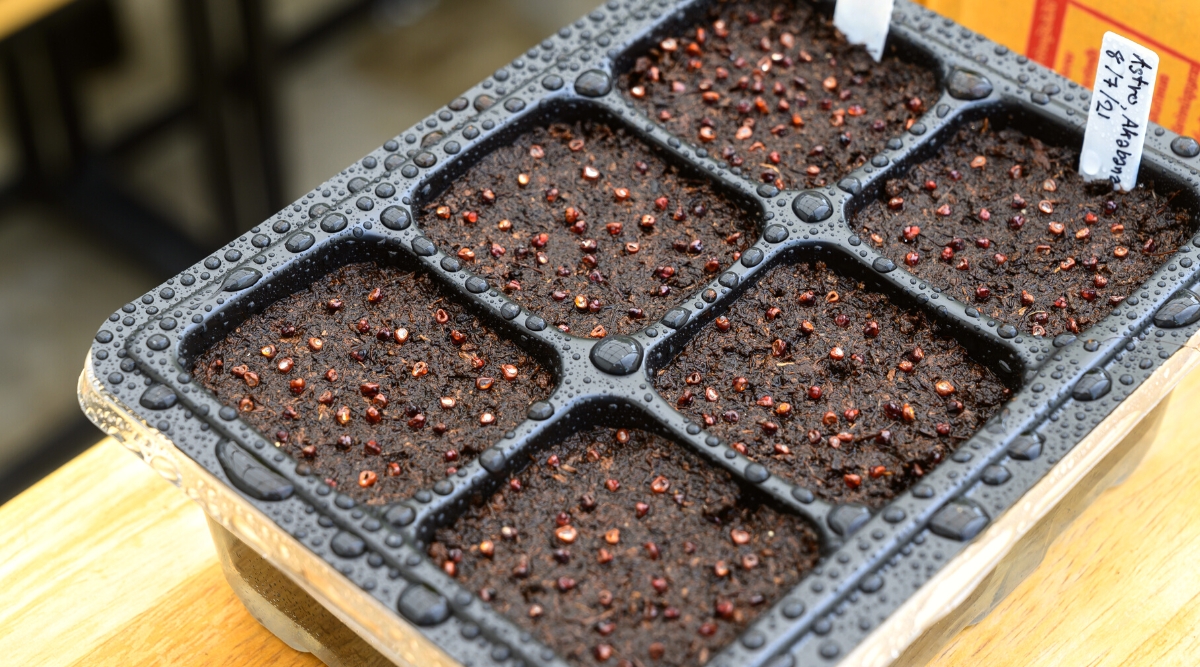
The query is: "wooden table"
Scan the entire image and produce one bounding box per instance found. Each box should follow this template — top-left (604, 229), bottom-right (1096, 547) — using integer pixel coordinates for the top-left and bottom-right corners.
top-left (4, 372), bottom-right (1200, 667)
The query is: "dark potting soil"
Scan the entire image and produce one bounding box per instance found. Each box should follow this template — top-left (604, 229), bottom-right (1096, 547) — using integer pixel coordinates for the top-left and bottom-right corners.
top-left (619, 0), bottom-right (939, 188)
top-left (195, 262), bottom-right (553, 504)
top-left (429, 428), bottom-right (818, 667)
top-left (654, 261), bottom-right (1009, 506)
top-left (417, 121), bottom-right (759, 337)
top-left (856, 120), bottom-right (1194, 338)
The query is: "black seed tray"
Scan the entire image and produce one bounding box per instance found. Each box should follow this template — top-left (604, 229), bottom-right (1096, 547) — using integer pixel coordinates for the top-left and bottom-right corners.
top-left (80, 1), bottom-right (1200, 665)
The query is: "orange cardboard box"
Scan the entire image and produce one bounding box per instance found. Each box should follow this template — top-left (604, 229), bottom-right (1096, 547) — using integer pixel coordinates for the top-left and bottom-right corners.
top-left (914, 0), bottom-right (1200, 137)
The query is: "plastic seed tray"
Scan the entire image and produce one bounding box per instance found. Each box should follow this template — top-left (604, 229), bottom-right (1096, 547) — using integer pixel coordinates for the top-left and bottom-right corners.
top-left (80, 1), bottom-right (1200, 665)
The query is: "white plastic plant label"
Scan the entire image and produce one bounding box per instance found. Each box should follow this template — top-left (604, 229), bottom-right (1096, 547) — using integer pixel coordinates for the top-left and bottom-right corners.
top-left (1079, 32), bottom-right (1159, 192)
top-left (833, 0), bottom-right (895, 63)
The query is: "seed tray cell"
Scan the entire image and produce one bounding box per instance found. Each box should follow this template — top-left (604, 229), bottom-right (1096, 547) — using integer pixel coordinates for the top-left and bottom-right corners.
top-left (429, 427), bottom-right (819, 667)
top-left (80, 1), bottom-right (1200, 666)
top-left (417, 117), bottom-right (760, 337)
top-left (619, 0), bottom-right (941, 188)
top-left (195, 262), bottom-right (555, 503)
top-left (656, 257), bottom-right (1009, 508)
top-left (855, 117), bottom-right (1194, 340)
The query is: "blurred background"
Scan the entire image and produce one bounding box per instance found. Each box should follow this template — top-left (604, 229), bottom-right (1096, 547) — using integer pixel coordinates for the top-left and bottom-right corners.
top-left (0, 0), bottom-right (597, 502)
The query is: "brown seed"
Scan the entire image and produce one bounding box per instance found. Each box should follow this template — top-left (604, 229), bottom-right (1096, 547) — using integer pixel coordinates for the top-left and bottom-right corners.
top-left (829, 346), bottom-right (845, 361)
top-left (705, 387), bottom-right (719, 402)
top-left (479, 412), bottom-right (495, 425)
top-left (476, 377), bottom-right (494, 390)
top-left (326, 368), bottom-right (339, 382)
top-left (650, 476), bottom-right (670, 493)
top-left (1048, 221), bottom-right (1065, 235)
top-left (393, 327), bottom-right (409, 344)
top-left (582, 165), bottom-right (601, 181)
top-left (336, 406), bottom-right (351, 425)
top-left (479, 540), bottom-right (495, 558)
top-left (594, 644), bottom-right (613, 662)
top-left (597, 548), bottom-right (614, 564)
top-left (730, 528), bottom-right (750, 545)
top-left (358, 470), bottom-right (377, 487)
top-left (715, 316), bottom-right (731, 331)
top-left (308, 337), bottom-right (323, 351)
top-left (556, 525), bottom-right (578, 544)
top-left (289, 378), bottom-right (306, 395)
top-left (1039, 200), bottom-right (1055, 215)
top-left (935, 380), bottom-right (955, 396)
top-left (501, 364), bottom-right (519, 380)
top-left (970, 155), bottom-right (987, 168)
top-left (605, 479), bottom-right (620, 492)
top-left (651, 577), bottom-right (668, 594)
top-left (605, 529), bottom-right (620, 544)
top-left (277, 357), bottom-right (294, 373)
top-left (1114, 246), bottom-right (1129, 258)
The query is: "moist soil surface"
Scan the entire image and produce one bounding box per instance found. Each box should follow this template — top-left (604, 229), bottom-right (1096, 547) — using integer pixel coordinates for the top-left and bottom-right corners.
top-left (655, 261), bottom-right (1009, 507)
top-left (619, 0), bottom-right (938, 189)
top-left (195, 262), bottom-right (553, 504)
top-left (856, 120), bottom-right (1194, 338)
top-left (429, 428), bottom-right (818, 667)
top-left (418, 121), bottom-right (758, 337)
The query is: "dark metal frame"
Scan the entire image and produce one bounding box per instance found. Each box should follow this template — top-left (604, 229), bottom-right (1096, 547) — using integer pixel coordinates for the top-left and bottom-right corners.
top-left (84, 1), bottom-right (1200, 665)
